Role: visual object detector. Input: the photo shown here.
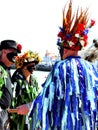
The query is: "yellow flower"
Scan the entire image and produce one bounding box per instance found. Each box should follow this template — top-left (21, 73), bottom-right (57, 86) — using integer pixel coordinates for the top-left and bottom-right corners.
top-left (15, 50), bottom-right (41, 68)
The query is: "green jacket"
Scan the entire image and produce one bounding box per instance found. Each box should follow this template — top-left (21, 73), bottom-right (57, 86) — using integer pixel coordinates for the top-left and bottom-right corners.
top-left (0, 63), bottom-right (13, 109)
top-left (11, 69), bottom-right (39, 130)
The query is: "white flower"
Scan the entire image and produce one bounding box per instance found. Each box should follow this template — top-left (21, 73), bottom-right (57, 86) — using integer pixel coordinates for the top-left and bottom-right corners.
top-left (80, 40), bottom-right (85, 46)
top-left (75, 34), bottom-right (80, 38)
top-left (68, 41), bottom-right (75, 47)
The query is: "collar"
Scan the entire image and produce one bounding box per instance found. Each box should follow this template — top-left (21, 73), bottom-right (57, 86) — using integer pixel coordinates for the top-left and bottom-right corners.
top-left (66, 56), bottom-right (81, 59)
top-left (0, 62), bottom-right (9, 70)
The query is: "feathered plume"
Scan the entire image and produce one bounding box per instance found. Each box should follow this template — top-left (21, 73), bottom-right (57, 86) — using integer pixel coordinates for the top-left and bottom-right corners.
top-left (57, 0), bottom-right (95, 51)
top-left (63, 0), bottom-right (73, 33)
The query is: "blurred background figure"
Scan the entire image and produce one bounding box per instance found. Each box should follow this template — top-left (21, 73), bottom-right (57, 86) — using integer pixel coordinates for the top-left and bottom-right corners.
top-left (10, 50), bottom-right (41, 130)
top-left (83, 39), bottom-right (98, 68)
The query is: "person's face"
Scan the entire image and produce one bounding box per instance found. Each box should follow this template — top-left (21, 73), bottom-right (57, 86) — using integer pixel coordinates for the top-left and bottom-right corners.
top-left (2, 48), bottom-right (18, 67)
top-left (25, 62), bottom-right (36, 74)
top-left (6, 48), bottom-right (18, 63)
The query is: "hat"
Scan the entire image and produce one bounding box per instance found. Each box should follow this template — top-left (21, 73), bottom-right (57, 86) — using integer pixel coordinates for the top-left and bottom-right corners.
top-left (15, 50), bottom-right (41, 68)
top-left (0, 40), bottom-right (22, 53)
top-left (57, 0), bottom-right (95, 51)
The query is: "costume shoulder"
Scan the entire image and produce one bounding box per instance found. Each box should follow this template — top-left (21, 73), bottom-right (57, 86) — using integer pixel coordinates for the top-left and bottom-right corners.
top-left (0, 65), bottom-right (13, 109)
top-left (0, 65), bottom-right (7, 78)
top-left (11, 69), bottom-right (24, 83)
top-left (0, 65), bottom-right (7, 98)
top-left (42, 57), bottom-right (98, 96)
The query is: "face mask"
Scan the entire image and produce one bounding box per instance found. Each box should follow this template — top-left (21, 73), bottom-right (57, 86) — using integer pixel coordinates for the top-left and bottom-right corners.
top-left (7, 52), bottom-right (18, 63)
top-left (27, 64), bottom-right (36, 73)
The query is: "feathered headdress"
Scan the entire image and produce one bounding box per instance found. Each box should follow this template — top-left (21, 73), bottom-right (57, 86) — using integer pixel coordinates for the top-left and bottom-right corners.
top-left (57, 0), bottom-right (95, 51)
top-left (15, 50), bottom-right (41, 68)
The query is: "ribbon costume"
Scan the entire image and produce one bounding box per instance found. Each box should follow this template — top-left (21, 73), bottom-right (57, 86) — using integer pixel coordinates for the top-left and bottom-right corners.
top-left (30, 56), bottom-right (98, 130)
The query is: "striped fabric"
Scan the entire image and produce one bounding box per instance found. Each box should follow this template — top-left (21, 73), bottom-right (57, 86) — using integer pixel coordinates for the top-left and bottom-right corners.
top-left (30, 56), bottom-right (98, 130)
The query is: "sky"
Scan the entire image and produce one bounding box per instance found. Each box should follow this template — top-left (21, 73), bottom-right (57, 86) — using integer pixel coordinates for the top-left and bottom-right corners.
top-left (0, 0), bottom-right (97, 57)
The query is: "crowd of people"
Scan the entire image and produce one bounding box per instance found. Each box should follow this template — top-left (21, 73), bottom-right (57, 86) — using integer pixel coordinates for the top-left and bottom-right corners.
top-left (0, 0), bottom-right (98, 130)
